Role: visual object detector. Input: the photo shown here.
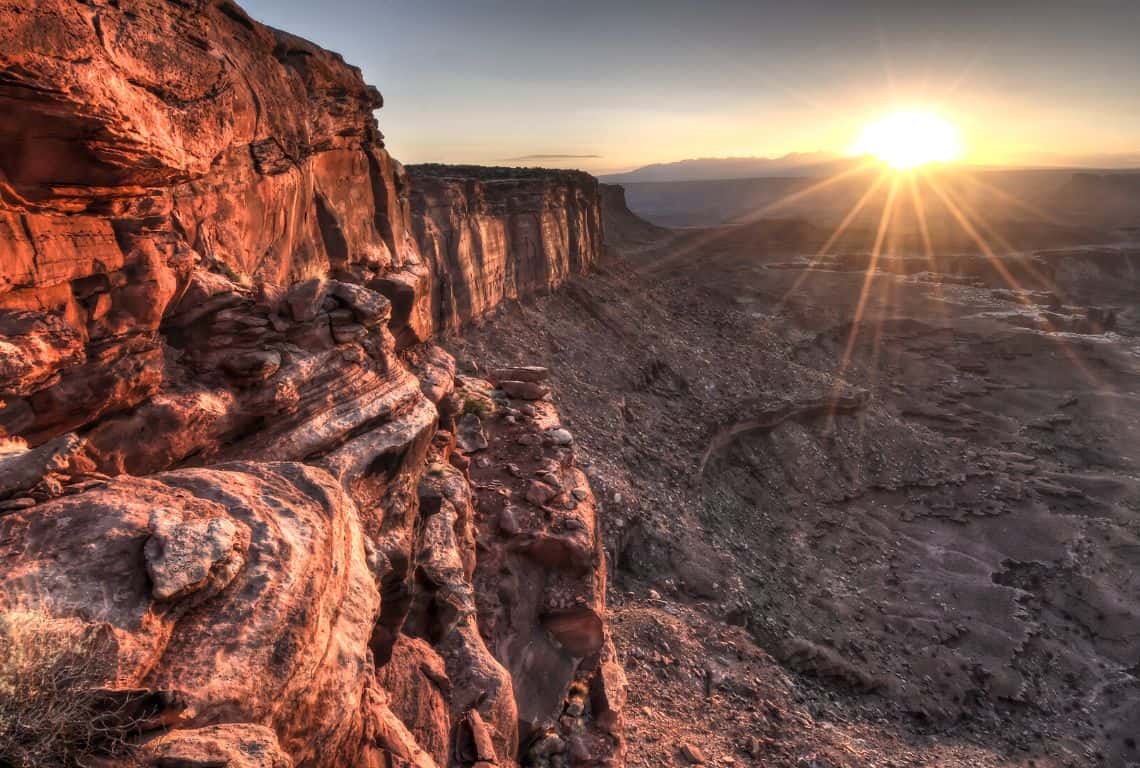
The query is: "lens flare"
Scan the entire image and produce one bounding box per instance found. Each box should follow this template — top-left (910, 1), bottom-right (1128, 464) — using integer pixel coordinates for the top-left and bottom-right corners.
top-left (853, 110), bottom-right (963, 170)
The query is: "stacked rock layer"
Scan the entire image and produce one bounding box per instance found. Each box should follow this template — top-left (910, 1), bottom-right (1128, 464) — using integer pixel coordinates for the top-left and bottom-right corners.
top-left (0, 1), bottom-right (619, 767)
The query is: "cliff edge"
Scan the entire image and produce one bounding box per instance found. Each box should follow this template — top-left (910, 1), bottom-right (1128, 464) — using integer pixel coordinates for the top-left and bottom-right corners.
top-left (0, 2), bottom-right (621, 767)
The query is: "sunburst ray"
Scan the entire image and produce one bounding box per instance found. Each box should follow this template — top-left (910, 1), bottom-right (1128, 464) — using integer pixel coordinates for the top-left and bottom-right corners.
top-left (775, 171), bottom-right (890, 311)
top-left (829, 175), bottom-right (901, 418)
top-left (923, 170), bottom-right (1103, 387)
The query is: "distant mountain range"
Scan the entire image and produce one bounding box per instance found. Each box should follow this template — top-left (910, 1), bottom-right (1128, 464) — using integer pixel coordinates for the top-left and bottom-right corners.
top-left (610, 165), bottom-right (1140, 232)
top-left (599, 152), bottom-right (857, 183)
top-left (600, 151), bottom-right (1140, 184)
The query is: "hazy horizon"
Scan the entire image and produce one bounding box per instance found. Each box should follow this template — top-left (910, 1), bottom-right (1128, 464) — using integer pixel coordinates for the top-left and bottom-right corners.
top-left (241, 0), bottom-right (1140, 174)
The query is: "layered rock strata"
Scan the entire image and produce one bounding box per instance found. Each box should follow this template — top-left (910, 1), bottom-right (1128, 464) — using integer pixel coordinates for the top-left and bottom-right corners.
top-left (0, 1), bottom-right (618, 766)
top-left (408, 165), bottom-right (603, 334)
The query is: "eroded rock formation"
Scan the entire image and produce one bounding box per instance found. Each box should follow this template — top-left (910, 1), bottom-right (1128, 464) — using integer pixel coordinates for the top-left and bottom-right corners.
top-left (408, 166), bottom-right (603, 335)
top-left (0, 2), bottom-right (619, 766)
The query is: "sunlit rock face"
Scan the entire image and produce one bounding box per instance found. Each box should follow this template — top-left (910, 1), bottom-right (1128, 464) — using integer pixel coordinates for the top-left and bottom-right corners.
top-left (408, 165), bottom-right (604, 334)
top-left (0, 1), bottom-right (619, 766)
top-left (0, 0), bottom-right (425, 451)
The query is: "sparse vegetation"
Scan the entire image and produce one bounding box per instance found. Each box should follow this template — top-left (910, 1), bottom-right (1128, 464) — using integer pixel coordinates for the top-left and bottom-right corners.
top-left (461, 394), bottom-right (494, 417)
top-left (0, 610), bottom-right (141, 768)
top-left (294, 258), bottom-right (331, 283)
top-left (211, 258), bottom-right (254, 288)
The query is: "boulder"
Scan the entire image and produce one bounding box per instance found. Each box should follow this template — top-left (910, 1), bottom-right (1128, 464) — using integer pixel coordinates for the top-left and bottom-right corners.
top-left (490, 366), bottom-right (550, 384)
top-left (457, 413), bottom-right (489, 453)
top-left (0, 432), bottom-right (84, 501)
top-left (328, 280), bottom-right (392, 326)
top-left (140, 724), bottom-right (293, 768)
top-left (547, 427), bottom-right (574, 445)
top-left (498, 380), bottom-right (551, 400)
top-left (525, 479), bottom-right (558, 506)
top-left (144, 512), bottom-right (246, 601)
top-left (287, 279), bottom-right (328, 323)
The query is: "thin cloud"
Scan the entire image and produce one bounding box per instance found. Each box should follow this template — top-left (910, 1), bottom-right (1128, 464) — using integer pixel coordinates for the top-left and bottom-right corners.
top-left (503, 153), bottom-right (601, 161)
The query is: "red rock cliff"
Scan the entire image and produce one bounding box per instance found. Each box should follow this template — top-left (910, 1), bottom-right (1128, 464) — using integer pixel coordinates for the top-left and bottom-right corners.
top-left (0, 2), bottom-right (618, 767)
top-left (408, 165), bottom-right (603, 334)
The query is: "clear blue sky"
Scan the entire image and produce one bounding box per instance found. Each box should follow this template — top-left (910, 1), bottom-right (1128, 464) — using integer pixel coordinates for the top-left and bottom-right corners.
top-left (240, 0), bottom-right (1140, 173)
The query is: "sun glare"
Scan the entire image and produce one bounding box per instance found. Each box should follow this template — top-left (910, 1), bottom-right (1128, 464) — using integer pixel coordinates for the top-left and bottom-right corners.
top-left (853, 110), bottom-right (963, 170)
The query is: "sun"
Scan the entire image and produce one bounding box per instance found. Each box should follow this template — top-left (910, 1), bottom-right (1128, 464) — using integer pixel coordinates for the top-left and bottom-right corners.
top-left (852, 110), bottom-right (963, 170)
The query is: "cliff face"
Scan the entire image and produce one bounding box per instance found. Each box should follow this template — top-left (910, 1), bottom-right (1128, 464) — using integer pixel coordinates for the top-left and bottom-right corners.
top-left (0, 2), bottom-right (619, 767)
top-left (408, 166), bottom-right (603, 334)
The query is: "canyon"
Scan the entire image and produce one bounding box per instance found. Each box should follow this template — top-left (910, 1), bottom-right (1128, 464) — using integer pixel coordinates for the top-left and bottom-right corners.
top-left (0, 2), bottom-right (619, 767)
top-left (454, 190), bottom-right (1140, 768)
top-left (3, 2), bottom-right (1140, 768)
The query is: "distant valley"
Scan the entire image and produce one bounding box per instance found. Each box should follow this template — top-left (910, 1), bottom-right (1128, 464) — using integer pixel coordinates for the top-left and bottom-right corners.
top-left (607, 165), bottom-right (1140, 248)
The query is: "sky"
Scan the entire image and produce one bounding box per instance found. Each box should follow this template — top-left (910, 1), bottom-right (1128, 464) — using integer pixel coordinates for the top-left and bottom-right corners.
top-left (240, 0), bottom-right (1140, 174)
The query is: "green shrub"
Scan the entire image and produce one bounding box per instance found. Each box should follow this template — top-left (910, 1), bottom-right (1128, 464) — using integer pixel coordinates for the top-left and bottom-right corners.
top-left (462, 395), bottom-right (494, 417)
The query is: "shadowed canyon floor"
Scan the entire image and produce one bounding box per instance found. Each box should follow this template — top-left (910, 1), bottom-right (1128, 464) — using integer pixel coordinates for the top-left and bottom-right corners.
top-left (448, 190), bottom-right (1140, 768)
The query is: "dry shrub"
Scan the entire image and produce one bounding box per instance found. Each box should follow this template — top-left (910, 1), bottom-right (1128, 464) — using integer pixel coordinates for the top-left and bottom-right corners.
top-left (294, 258), bottom-right (330, 283)
top-left (0, 610), bottom-right (141, 767)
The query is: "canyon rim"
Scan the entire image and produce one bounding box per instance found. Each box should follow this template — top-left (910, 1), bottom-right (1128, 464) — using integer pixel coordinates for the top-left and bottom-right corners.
top-left (3, 2), bottom-right (1140, 768)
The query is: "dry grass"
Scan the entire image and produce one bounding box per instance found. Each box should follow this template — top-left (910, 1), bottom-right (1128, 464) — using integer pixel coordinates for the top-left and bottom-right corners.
top-left (294, 258), bottom-right (330, 283)
top-left (212, 259), bottom-right (254, 288)
top-left (0, 610), bottom-right (142, 767)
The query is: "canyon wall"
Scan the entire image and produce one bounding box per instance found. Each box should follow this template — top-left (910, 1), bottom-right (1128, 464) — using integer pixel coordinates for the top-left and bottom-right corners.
top-left (0, 2), bottom-right (619, 767)
top-left (408, 165), bottom-right (603, 334)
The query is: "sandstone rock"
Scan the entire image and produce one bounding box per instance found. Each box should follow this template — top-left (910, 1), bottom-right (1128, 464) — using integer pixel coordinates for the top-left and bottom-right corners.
top-left (542, 607), bottom-right (606, 657)
top-left (0, 496), bottom-right (36, 512)
top-left (680, 742), bottom-right (707, 764)
top-left (499, 380), bottom-right (551, 400)
top-left (490, 366), bottom-right (551, 384)
top-left (457, 413), bottom-right (489, 453)
top-left (526, 479), bottom-right (559, 506)
top-left (0, 2), bottom-right (616, 767)
top-left (221, 350), bottom-right (282, 381)
top-left (456, 709), bottom-right (499, 766)
top-left (0, 311), bottom-right (85, 396)
top-left (590, 657), bottom-right (628, 734)
top-left (144, 512), bottom-right (246, 601)
top-left (0, 463), bottom-right (380, 768)
top-left (141, 724), bottom-right (293, 768)
top-left (406, 345), bottom-right (457, 405)
top-left (370, 265), bottom-right (433, 346)
top-left (499, 506), bottom-right (522, 535)
top-left (332, 323), bottom-right (370, 344)
top-left (328, 280), bottom-right (392, 326)
top-left (547, 428), bottom-right (574, 445)
top-left (376, 636), bottom-right (452, 768)
top-left (0, 432), bottom-right (84, 500)
top-left (409, 167), bottom-right (602, 335)
top-left (287, 280), bottom-right (328, 324)
top-left (528, 730), bottom-right (567, 761)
